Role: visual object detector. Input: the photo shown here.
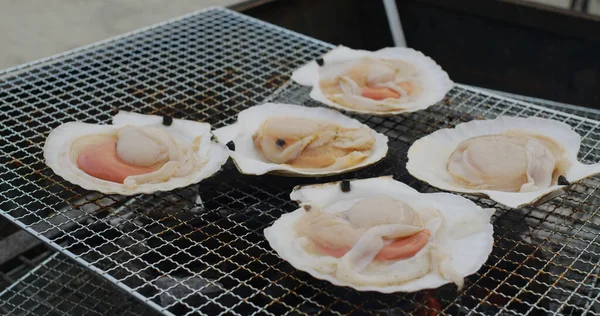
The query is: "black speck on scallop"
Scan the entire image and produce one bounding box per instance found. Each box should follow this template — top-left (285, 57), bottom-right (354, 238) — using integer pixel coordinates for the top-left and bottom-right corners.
top-left (316, 58), bottom-right (324, 66)
top-left (275, 139), bottom-right (286, 148)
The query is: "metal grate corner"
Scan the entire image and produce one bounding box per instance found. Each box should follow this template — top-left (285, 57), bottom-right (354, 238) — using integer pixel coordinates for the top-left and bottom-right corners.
top-left (0, 252), bottom-right (157, 316)
top-left (1, 6), bottom-right (600, 316)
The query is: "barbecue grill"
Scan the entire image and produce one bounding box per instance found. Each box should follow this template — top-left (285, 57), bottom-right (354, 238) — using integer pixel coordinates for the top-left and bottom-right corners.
top-left (2, 6), bottom-right (600, 316)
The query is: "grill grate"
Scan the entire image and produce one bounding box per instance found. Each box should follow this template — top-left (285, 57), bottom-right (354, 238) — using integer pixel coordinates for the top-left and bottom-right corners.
top-left (0, 252), bottom-right (157, 316)
top-left (1, 6), bottom-right (600, 316)
top-left (474, 87), bottom-right (600, 122)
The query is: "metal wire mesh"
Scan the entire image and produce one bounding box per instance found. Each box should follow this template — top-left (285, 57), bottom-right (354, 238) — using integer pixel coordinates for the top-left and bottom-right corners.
top-left (1, 6), bottom-right (600, 316)
top-left (474, 87), bottom-right (600, 122)
top-left (0, 252), bottom-right (157, 316)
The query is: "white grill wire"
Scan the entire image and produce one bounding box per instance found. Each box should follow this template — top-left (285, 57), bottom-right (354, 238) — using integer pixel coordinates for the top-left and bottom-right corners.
top-left (1, 7), bottom-right (600, 316)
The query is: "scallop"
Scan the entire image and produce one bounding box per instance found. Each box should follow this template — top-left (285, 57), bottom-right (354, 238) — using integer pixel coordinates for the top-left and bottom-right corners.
top-left (212, 103), bottom-right (388, 176)
top-left (264, 176), bottom-right (494, 292)
top-left (44, 111), bottom-right (229, 195)
top-left (407, 116), bottom-right (600, 208)
top-left (291, 46), bottom-right (454, 115)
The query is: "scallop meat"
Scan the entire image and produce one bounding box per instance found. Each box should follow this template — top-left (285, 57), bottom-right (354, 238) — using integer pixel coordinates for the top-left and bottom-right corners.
top-left (264, 176), bottom-right (494, 292)
top-left (44, 111), bottom-right (229, 195)
top-left (213, 103), bottom-right (388, 176)
top-left (291, 46), bottom-right (454, 115)
top-left (407, 116), bottom-right (600, 208)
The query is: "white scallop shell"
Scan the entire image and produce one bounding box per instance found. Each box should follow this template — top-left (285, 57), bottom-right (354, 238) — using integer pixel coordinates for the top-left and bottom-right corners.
top-left (212, 103), bottom-right (389, 176)
top-left (291, 46), bottom-right (454, 116)
top-left (44, 111), bottom-right (229, 195)
top-left (264, 176), bottom-right (494, 292)
top-left (407, 116), bottom-right (600, 208)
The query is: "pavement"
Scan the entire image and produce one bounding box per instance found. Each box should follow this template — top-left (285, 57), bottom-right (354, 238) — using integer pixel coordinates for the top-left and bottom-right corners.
top-left (0, 0), bottom-right (242, 70)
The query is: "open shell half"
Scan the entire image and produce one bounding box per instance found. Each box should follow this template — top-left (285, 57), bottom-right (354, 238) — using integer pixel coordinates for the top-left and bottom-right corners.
top-left (212, 103), bottom-right (388, 176)
top-left (291, 46), bottom-right (454, 115)
top-left (407, 116), bottom-right (600, 208)
top-left (44, 111), bottom-right (229, 195)
top-left (264, 176), bottom-right (494, 292)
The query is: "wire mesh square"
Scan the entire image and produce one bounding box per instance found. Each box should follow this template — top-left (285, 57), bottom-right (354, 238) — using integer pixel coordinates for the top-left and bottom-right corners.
top-left (1, 6), bottom-right (600, 316)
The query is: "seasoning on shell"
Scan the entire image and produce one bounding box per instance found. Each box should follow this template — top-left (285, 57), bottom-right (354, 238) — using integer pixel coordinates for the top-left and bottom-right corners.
top-left (340, 180), bottom-right (351, 192)
top-left (162, 115), bottom-right (173, 126)
top-left (558, 175), bottom-right (570, 186)
top-left (226, 141), bottom-right (235, 151)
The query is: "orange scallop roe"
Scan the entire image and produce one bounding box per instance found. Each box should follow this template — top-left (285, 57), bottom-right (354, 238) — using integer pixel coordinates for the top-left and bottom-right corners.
top-left (77, 141), bottom-right (156, 183)
top-left (361, 81), bottom-right (415, 100)
top-left (315, 229), bottom-right (430, 261)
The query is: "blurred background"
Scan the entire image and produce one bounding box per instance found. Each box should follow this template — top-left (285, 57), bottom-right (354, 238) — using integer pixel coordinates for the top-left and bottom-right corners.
top-left (0, 0), bottom-right (243, 69)
top-left (1, 0), bottom-right (598, 69)
top-left (1, 0), bottom-right (599, 106)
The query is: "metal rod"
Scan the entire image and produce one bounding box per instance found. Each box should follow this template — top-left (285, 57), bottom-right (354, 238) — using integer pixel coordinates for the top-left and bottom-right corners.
top-left (382, 0), bottom-right (407, 47)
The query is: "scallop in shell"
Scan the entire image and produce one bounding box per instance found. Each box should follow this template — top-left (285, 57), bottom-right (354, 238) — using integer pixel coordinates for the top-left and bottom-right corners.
top-left (407, 116), bottom-right (600, 208)
top-left (264, 176), bottom-right (494, 292)
top-left (213, 103), bottom-right (388, 176)
top-left (44, 111), bottom-right (229, 195)
top-left (291, 46), bottom-right (454, 115)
